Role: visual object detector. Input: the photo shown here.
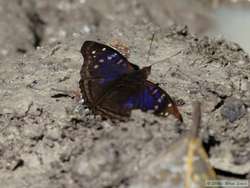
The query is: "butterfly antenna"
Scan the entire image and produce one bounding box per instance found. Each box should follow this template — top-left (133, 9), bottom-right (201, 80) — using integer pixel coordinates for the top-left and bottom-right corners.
top-left (146, 32), bottom-right (155, 65)
top-left (150, 50), bottom-right (182, 67)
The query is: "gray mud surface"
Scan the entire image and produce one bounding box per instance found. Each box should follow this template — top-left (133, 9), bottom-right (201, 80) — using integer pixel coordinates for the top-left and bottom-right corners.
top-left (0, 1), bottom-right (249, 188)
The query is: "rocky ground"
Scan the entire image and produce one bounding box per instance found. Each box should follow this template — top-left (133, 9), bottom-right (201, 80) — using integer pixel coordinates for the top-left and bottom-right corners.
top-left (0, 0), bottom-right (249, 188)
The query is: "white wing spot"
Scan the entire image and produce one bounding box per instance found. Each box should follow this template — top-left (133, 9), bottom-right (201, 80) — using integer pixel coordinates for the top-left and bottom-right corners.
top-left (102, 48), bottom-right (106, 51)
top-left (92, 50), bottom-right (96, 54)
top-left (117, 59), bottom-right (123, 64)
top-left (94, 65), bottom-right (99, 69)
top-left (154, 105), bottom-right (159, 110)
top-left (107, 56), bottom-right (112, 60)
top-left (152, 89), bottom-right (158, 95)
top-left (164, 112), bottom-right (169, 116)
top-left (157, 98), bottom-right (162, 103)
top-left (99, 59), bottom-right (104, 63)
top-left (168, 103), bottom-right (172, 107)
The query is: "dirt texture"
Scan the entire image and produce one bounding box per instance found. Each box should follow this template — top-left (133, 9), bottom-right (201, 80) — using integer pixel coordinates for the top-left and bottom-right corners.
top-left (0, 0), bottom-right (249, 188)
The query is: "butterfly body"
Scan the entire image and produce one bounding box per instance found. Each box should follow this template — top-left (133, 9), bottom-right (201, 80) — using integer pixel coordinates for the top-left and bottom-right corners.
top-left (79, 41), bottom-right (182, 122)
top-left (113, 66), bottom-right (151, 86)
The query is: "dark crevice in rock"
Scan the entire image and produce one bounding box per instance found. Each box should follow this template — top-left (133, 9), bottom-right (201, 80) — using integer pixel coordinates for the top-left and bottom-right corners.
top-left (211, 98), bottom-right (226, 112)
top-left (215, 168), bottom-right (248, 179)
top-left (202, 135), bottom-right (220, 157)
top-left (207, 89), bottom-right (228, 112)
top-left (12, 159), bottom-right (24, 171)
top-left (16, 48), bottom-right (27, 54)
top-left (51, 93), bottom-right (72, 99)
top-left (207, 88), bottom-right (228, 99)
top-left (51, 89), bottom-right (77, 99)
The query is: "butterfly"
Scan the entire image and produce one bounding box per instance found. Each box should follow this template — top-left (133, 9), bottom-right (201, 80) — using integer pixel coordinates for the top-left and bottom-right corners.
top-left (79, 41), bottom-right (183, 122)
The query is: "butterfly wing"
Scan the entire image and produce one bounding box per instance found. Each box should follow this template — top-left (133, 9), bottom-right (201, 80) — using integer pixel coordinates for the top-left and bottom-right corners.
top-left (96, 80), bottom-right (183, 121)
top-left (79, 41), bottom-right (139, 106)
top-left (80, 40), bottom-right (139, 81)
top-left (79, 41), bottom-right (182, 121)
top-left (143, 81), bottom-right (183, 122)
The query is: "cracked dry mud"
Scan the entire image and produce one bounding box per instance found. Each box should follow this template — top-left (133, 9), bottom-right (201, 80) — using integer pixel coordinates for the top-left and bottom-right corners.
top-left (0, 0), bottom-right (249, 188)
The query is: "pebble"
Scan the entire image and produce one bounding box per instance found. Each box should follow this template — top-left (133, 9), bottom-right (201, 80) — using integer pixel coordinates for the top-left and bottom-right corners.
top-left (23, 123), bottom-right (44, 140)
top-left (46, 127), bottom-right (61, 141)
top-left (220, 97), bottom-right (246, 123)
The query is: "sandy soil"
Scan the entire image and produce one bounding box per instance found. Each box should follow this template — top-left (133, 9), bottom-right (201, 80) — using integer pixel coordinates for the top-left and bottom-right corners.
top-left (0, 0), bottom-right (249, 188)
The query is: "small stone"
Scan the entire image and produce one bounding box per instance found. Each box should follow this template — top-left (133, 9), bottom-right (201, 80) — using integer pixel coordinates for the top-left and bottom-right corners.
top-left (81, 25), bottom-right (90, 33)
top-left (237, 60), bottom-right (245, 65)
top-left (1, 49), bottom-right (8, 56)
top-left (240, 80), bottom-right (248, 91)
top-left (220, 97), bottom-right (246, 123)
top-left (58, 30), bottom-right (66, 38)
top-left (46, 127), bottom-right (61, 141)
top-left (23, 123), bottom-right (44, 140)
top-left (79, 0), bottom-right (86, 4)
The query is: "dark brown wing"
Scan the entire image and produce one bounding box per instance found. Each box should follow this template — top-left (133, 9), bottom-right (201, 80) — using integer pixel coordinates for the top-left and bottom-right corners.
top-left (79, 40), bottom-right (139, 108)
top-left (93, 80), bottom-right (182, 121)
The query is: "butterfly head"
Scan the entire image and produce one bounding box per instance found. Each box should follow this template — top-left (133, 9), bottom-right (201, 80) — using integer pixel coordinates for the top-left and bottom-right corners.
top-left (140, 66), bottom-right (152, 79)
